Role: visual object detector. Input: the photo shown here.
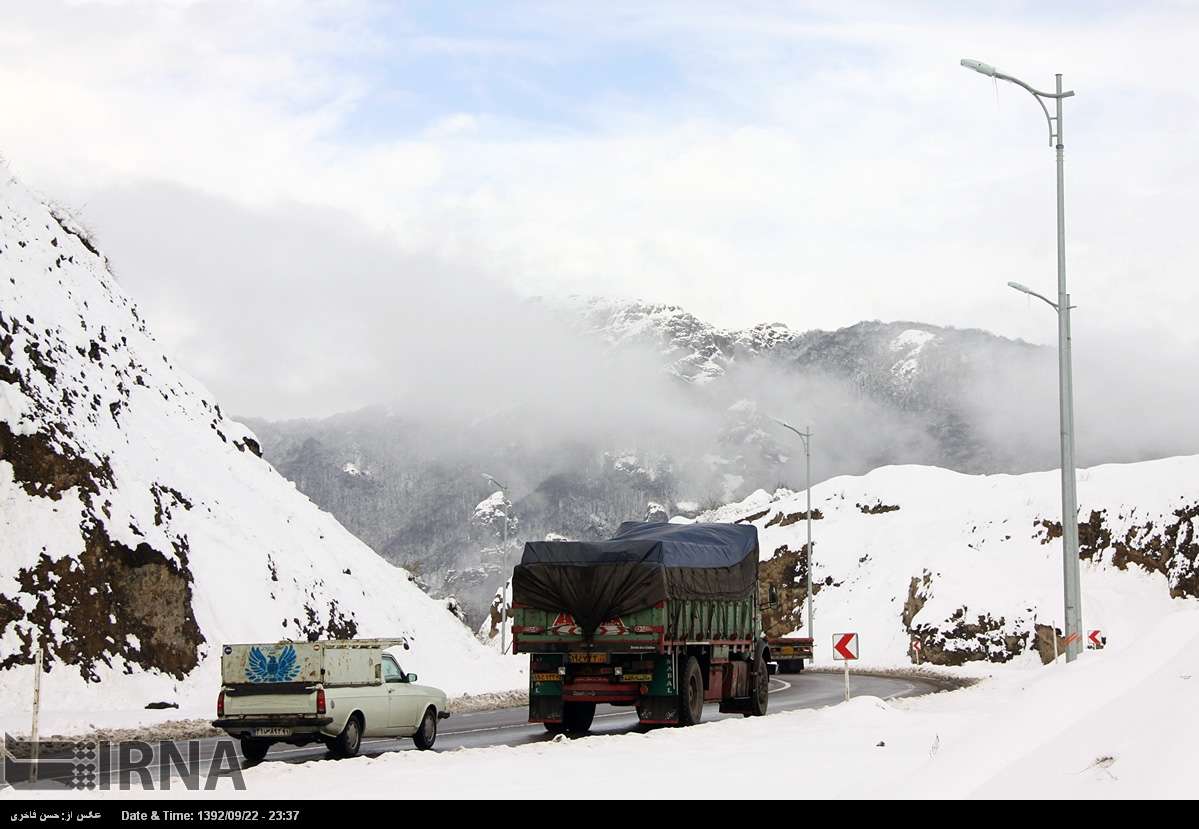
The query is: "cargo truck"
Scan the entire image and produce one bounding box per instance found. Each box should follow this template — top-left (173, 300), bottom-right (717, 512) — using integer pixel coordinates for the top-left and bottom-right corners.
top-left (765, 635), bottom-right (813, 674)
top-left (212, 639), bottom-right (449, 762)
top-left (511, 522), bottom-right (769, 732)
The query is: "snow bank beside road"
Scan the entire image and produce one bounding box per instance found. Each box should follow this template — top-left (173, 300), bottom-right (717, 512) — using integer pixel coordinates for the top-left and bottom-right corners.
top-left (24, 603), bottom-right (1194, 800)
top-left (244, 604), bottom-right (1199, 798)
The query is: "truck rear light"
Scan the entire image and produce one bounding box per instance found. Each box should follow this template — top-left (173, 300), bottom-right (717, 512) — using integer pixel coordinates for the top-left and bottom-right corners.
top-left (217, 690), bottom-right (225, 718)
top-left (316, 688), bottom-right (326, 715)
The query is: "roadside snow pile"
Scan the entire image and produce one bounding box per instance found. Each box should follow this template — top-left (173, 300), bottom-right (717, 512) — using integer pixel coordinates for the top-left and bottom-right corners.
top-left (698, 458), bottom-right (1199, 669)
top-left (0, 168), bottom-right (524, 735)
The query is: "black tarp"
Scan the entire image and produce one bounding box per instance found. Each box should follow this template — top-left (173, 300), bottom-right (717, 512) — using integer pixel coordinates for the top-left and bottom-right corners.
top-left (512, 522), bottom-right (759, 636)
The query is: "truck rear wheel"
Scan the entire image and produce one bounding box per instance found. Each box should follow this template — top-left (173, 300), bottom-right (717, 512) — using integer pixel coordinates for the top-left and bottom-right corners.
top-left (750, 652), bottom-right (769, 717)
top-left (677, 656), bottom-right (704, 726)
top-left (544, 701), bottom-right (594, 735)
top-left (563, 701), bottom-right (595, 733)
top-left (238, 737), bottom-right (270, 765)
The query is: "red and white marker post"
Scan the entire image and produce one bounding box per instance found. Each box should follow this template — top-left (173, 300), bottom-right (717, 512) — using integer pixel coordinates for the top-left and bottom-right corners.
top-left (832, 632), bottom-right (859, 701)
top-left (912, 637), bottom-right (922, 666)
top-left (1087, 629), bottom-right (1104, 649)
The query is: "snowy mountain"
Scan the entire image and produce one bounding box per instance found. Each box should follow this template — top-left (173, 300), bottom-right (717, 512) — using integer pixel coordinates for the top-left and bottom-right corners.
top-left (0, 168), bottom-right (522, 732)
top-left (246, 299), bottom-right (1063, 624)
top-left (695, 456), bottom-right (1199, 668)
top-left (568, 296), bottom-right (798, 385)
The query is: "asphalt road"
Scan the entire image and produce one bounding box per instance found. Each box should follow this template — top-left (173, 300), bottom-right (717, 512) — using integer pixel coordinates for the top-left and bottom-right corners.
top-left (9, 670), bottom-right (940, 790)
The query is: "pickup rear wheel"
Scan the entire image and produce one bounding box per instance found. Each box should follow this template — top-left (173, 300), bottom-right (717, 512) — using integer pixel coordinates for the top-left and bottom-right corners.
top-left (677, 656), bottom-right (704, 726)
top-left (413, 708), bottom-right (438, 751)
top-left (329, 714), bottom-right (362, 758)
top-left (238, 738), bottom-right (270, 765)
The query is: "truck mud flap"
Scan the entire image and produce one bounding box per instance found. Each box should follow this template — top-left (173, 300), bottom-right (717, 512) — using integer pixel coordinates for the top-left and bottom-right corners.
top-left (718, 697), bottom-right (751, 715)
top-left (636, 696), bottom-right (679, 725)
top-left (529, 694), bottom-right (563, 723)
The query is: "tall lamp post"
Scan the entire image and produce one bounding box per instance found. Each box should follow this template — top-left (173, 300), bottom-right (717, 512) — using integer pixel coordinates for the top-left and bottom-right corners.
top-left (771, 419), bottom-right (814, 646)
top-left (960, 58), bottom-right (1083, 662)
top-left (482, 473), bottom-right (512, 654)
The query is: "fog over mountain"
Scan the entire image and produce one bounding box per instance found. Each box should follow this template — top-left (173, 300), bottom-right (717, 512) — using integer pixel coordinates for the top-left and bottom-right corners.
top-left (243, 297), bottom-right (1199, 626)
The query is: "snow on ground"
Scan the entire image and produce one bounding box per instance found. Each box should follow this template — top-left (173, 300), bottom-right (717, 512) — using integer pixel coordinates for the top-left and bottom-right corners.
top-left (0, 167), bottom-right (524, 737)
top-left (695, 457), bottom-right (1199, 671)
top-left (17, 602), bottom-right (1196, 800)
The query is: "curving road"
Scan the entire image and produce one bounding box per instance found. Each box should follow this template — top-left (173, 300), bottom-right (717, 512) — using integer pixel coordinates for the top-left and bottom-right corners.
top-left (222, 670), bottom-right (936, 769)
top-left (12, 670), bottom-right (941, 790)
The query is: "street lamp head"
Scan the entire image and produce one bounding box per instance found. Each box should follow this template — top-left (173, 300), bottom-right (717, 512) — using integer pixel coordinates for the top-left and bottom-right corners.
top-left (960, 58), bottom-right (998, 77)
top-left (1007, 281), bottom-right (1032, 294)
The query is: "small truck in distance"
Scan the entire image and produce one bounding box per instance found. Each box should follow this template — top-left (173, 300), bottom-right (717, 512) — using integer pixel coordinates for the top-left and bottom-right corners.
top-left (212, 638), bottom-right (449, 762)
top-left (511, 522), bottom-right (769, 731)
top-left (765, 635), bottom-right (813, 674)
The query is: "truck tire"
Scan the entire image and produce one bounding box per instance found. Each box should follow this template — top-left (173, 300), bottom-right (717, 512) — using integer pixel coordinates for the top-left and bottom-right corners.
top-left (562, 701), bottom-right (595, 733)
top-left (329, 714), bottom-right (363, 758)
top-left (750, 652), bottom-right (769, 717)
top-left (413, 708), bottom-right (438, 751)
top-left (238, 738), bottom-right (270, 765)
top-left (677, 656), bottom-right (704, 726)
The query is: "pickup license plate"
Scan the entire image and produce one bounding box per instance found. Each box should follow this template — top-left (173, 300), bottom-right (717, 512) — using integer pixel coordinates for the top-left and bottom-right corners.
top-left (254, 727), bottom-right (292, 737)
top-left (569, 653), bottom-right (608, 663)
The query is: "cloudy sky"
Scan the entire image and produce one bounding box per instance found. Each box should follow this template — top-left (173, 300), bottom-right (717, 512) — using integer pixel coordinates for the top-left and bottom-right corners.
top-left (2, 1), bottom-right (1196, 418)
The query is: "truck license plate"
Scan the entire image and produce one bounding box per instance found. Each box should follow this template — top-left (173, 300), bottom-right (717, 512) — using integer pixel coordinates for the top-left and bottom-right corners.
top-left (533, 673), bottom-right (562, 682)
top-left (254, 727), bottom-right (292, 737)
top-left (569, 653), bottom-right (608, 663)
top-left (777, 647), bottom-right (796, 655)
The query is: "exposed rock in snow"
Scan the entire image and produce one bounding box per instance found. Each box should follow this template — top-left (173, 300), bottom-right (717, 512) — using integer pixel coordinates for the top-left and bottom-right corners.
top-left (644, 501), bottom-right (668, 522)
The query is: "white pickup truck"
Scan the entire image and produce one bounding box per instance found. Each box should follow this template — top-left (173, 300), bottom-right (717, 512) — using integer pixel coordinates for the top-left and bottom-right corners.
top-left (212, 639), bottom-right (450, 763)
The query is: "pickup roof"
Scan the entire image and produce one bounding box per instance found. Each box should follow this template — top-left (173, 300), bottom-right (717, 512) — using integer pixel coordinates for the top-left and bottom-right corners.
top-left (212, 639), bottom-right (449, 762)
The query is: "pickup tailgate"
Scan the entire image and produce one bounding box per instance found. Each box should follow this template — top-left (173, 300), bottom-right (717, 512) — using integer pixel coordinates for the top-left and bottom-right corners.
top-left (223, 689), bottom-right (319, 717)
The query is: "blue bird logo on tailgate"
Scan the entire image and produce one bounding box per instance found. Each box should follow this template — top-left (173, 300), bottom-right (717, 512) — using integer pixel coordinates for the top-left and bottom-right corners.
top-left (246, 645), bottom-right (300, 683)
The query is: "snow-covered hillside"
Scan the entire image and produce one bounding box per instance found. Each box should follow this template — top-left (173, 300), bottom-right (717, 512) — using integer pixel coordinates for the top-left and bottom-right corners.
top-left (695, 457), bottom-right (1198, 668)
top-left (0, 169), bottom-right (523, 733)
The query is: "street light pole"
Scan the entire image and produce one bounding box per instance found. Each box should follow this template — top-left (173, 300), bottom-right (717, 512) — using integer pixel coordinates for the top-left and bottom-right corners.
top-left (771, 419), bottom-right (814, 645)
top-left (962, 59), bottom-right (1083, 661)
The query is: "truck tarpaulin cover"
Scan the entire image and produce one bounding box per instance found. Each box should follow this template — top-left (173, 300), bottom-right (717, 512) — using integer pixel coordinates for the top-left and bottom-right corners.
top-left (513, 522), bottom-right (759, 636)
